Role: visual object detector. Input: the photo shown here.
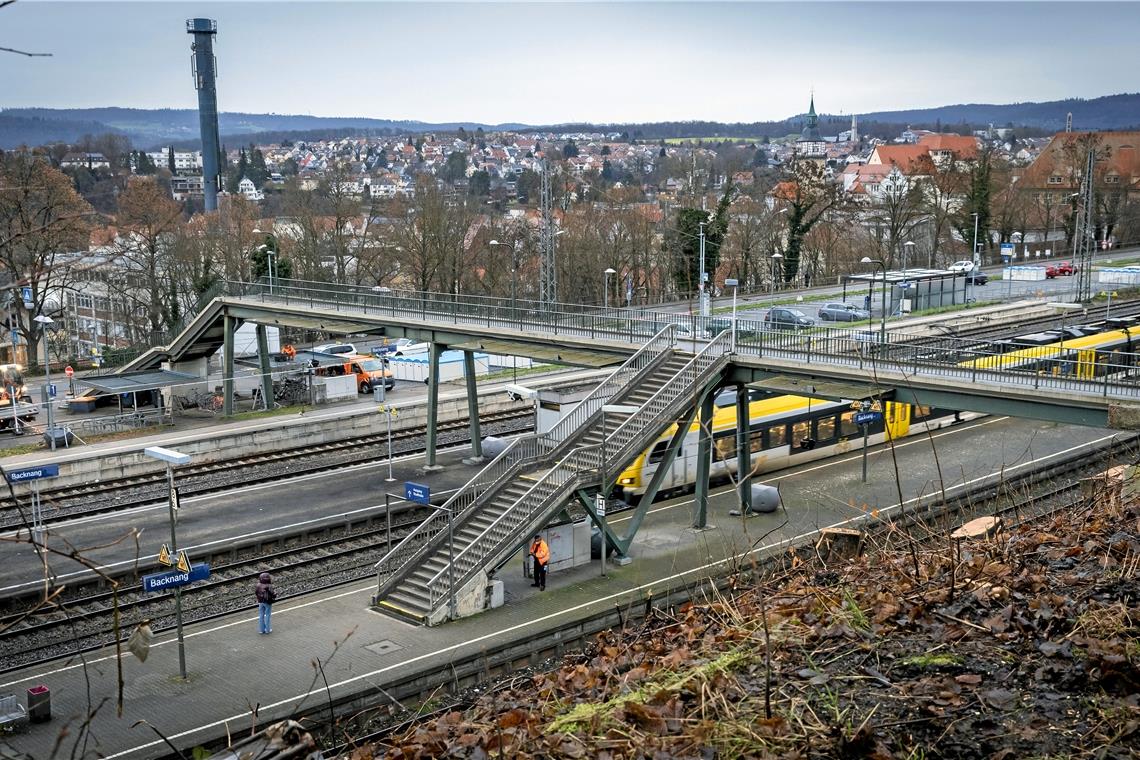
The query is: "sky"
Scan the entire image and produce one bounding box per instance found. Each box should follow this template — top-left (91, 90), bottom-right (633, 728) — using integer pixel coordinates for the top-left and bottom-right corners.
top-left (3, 1), bottom-right (1139, 124)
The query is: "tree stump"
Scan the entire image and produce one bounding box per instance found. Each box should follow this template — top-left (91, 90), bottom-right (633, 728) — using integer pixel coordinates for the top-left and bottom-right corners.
top-left (950, 516), bottom-right (1002, 542)
top-left (816, 527), bottom-right (864, 562)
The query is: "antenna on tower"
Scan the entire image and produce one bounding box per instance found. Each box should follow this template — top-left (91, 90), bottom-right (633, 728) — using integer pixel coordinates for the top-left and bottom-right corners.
top-left (1066, 112), bottom-right (1073, 133)
top-left (187, 18), bottom-right (221, 212)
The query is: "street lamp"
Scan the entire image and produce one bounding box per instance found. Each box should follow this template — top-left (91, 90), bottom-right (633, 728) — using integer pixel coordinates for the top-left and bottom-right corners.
top-left (860, 257), bottom-right (887, 348)
top-left (725, 278), bottom-right (739, 351)
top-left (603, 268), bottom-right (616, 310)
top-left (770, 253), bottom-right (783, 294)
top-left (970, 212), bottom-right (981, 269)
top-left (902, 240), bottom-right (915, 276)
top-left (32, 314), bottom-right (57, 450)
top-left (143, 445), bottom-right (192, 680)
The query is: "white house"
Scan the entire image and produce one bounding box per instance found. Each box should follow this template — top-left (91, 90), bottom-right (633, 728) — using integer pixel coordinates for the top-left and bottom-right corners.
top-left (238, 177), bottom-right (264, 201)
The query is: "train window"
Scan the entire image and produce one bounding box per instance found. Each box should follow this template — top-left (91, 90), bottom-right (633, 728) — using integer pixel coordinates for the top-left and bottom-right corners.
top-left (647, 441), bottom-right (669, 464)
top-left (714, 433), bottom-right (736, 461)
top-left (766, 424), bottom-right (788, 449)
top-left (792, 420), bottom-right (812, 447)
top-left (913, 405), bottom-right (933, 420)
top-left (749, 428), bottom-right (763, 454)
top-left (815, 416), bottom-right (836, 443)
top-left (840, 412), bottom-right (859, 437)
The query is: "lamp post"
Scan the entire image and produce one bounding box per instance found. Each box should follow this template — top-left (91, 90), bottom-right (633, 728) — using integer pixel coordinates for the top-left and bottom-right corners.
top-left (697, 221), bottom-right (708, 317)
top-left (860, 257), bottom-right (887, 348)
top-left (902, 240), bottom-right (915, 277)
top-left (1102, 290), bottom-right (1117, 319)
top-left (971, 212), bottom-right (981, 269)
top-left (725, 278), bottom-right (739, 352)
top-left (254, 228), bottom-right (276, 295)
top-left (143, 445), bottom-right (192, 680)
top-left (33, 314), bottom-right (56, 450)
top-left (603, 268), bottom-right (616, 310)
top-left (770, 252), bottom-right (783, 294)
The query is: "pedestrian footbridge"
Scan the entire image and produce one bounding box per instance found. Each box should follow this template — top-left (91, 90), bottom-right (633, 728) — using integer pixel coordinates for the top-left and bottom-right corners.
top-left (101, 279), bottom-right (1140, 624)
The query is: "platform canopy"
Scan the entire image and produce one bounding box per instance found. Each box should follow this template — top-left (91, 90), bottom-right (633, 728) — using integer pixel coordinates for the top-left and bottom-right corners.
top-left (450, 338), bottom-right (626, 368)
top-left (81, 369), bottom-right (202, 395)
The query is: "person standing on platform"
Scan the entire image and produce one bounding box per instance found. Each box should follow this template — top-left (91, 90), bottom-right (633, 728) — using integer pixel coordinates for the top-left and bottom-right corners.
top-left (255, 572), bottom-right (277, 633)
top-left (529, 534), bottom-right (549, 591)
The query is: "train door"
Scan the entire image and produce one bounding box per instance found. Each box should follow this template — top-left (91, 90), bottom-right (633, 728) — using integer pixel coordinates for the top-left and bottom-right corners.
top-left (885, 402), bottom-right (911, 440)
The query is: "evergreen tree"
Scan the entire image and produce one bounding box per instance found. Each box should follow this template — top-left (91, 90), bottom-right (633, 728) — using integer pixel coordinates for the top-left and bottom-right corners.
top-left (562, 141), bottom-right (579, 158)
top-left (442, 151), bottom-right (468, 183)
top-left (468, 169), bottom-right (490, 197)
top-left (601, 159), bottom-right (615, 183)
top-left (600, 145), bottom-right (611, 156)
top-left (167, 146), bottom-right (176, 173)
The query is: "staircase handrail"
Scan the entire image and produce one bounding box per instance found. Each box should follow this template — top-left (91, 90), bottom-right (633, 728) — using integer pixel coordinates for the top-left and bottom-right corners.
top-left (604, 331), bottom-right (733, 462)
top-left (426, 444), bottom-right (601, 609)
top-left (539, 325), bottom-right (675, 448)
top-left (372, 437), bottom-right (544, 597)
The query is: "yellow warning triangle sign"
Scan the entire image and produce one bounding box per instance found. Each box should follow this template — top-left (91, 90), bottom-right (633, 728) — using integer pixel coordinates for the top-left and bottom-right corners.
top-left (176, 550), bottom-right (190, 573)
top-left (158, 544), bottom-right (173, 567)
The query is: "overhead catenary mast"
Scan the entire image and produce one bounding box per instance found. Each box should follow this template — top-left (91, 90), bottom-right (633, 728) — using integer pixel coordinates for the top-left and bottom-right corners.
top-left (539, 156), bottom-right (557, 308)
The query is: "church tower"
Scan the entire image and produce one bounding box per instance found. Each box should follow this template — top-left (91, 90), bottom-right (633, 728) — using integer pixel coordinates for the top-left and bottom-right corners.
top-left (796, 93), bottom-right (827, 161)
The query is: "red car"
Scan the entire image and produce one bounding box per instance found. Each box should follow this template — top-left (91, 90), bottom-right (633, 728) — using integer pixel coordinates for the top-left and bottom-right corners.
top-left (1055, 261), bottom-right (1075, 275)
top-left (1044, 265), bottom-right (1059, 279)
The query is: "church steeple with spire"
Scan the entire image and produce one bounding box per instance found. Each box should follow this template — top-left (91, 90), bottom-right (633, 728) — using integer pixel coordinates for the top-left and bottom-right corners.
top-left (796, 92), bottom-right (826, 161)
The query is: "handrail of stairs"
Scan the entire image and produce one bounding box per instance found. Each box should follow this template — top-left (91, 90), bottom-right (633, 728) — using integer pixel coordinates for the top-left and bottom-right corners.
top-left (426, 443), bottom-right (602, 611)
top-left (538, 325), bottom-right (675, 448)
top-left (603, 330), bottom-right (733, 466)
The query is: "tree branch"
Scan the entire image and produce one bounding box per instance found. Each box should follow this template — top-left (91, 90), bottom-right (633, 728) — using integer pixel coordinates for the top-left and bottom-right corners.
top-left (0, 45), bottom-right (52, 57)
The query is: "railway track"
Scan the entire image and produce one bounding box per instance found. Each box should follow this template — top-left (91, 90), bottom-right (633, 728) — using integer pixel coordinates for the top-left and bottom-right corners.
top-left (2, 431), bottom-right (1134, 675)
top-left (0, 409), bottom-right (532, 531)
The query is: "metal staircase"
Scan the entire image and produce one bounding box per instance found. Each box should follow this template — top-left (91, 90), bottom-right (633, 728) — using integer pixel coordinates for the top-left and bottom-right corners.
top-left (374, 329), bottom-right (734, 625)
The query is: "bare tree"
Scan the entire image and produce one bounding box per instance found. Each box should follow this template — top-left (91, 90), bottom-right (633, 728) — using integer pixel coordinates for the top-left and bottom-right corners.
top-left (114, 176), bottom-right (184, 336)
top-left (0, 152), bottom-right (92, 367)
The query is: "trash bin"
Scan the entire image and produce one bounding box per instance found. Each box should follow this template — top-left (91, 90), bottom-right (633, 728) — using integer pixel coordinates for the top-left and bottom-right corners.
top-left (373, 385), bottom-right (386, 403)
top-left (42, 427), bottom-right (73, 448)
top-left (27, 684), bottom-right (49, 723)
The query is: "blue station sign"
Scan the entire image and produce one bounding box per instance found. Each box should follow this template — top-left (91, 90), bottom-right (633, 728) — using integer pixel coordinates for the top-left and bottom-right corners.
top-left (5, 464), bottom-right (60, 484)
top-left (142, 563), bottom-right (211, 593)
top-left (855, 411), bottom-right (883, 426)
top-left (405, 481), bottom-right (431, 505)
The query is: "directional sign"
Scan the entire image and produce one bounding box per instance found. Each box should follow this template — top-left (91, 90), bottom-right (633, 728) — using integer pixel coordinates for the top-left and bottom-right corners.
top-left (595, 492), bottom-right (606, 518)
top-left (158, 544), bottom-right (173, 566)
top-left (21, 287), bottom-right (31, 305)
top-left (141, 563), bottom-right (210, 593)
top-left (170, 486), bottom-right (181, 512)
top-left (5, 464), bottom-right (60, 484)
top-left (175, 550), bottom-right (190, 573)
top-left (855, 411), bottom-right (883, 426)
top-left (47, 384), bottom-right (57, 399)
top-left (405, 481), bottom-right (430, 505)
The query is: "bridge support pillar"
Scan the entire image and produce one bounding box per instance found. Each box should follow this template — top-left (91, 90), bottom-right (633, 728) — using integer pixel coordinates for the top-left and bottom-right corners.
top-left (462, 350), bottom-right (483, 464)
top-left (424, 341), bottom-right (444, 471)
top-left (736, 384), bottom-right (753, 514)
top-left (255, 324), bottom-right (274, 411)
top-left (222, 314), bottom-right (236, 417)
top-left (693, 386), bottom-right (716, 529)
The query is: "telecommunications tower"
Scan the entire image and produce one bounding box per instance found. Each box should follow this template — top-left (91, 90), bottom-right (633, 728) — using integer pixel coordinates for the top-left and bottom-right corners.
top-left (187, 18), bottom-right (221, 211)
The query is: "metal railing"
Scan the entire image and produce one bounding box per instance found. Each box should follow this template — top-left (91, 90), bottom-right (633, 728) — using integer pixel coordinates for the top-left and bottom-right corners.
top-left (215, 277), bottom-right (1140, 402)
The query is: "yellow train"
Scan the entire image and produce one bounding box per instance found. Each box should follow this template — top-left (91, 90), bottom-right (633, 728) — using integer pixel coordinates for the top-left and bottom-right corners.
top-left (614, 390), bottom-right (956, 500)
top-left (959, 325), bottom-right (1136, 379)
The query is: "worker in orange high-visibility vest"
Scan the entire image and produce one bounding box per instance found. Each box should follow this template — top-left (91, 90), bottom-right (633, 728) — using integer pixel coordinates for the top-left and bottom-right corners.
top-left (529, 533), bottom-right (549, 591)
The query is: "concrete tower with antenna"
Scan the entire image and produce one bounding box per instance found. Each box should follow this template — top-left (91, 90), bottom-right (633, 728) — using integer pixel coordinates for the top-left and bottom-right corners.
top-left (187, 18), bottom-right (221, 211)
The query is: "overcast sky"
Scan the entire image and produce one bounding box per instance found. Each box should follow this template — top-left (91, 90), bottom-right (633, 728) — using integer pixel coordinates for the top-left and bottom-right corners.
top-left (3, 1), bottom-right (1139, 124)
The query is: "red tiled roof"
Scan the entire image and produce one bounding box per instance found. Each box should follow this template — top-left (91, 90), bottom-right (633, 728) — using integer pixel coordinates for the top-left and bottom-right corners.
top-left (919, 133), bottom-right (978, 158)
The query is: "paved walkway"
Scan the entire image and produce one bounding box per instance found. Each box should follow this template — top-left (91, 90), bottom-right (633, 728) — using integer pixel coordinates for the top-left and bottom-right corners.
top-left (0, 413), bottom-right (1125, 759)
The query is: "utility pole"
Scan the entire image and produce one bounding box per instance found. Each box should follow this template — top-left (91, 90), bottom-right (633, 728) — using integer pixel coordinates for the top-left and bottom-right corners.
top-left (698, 221), bottom-right (709, 317)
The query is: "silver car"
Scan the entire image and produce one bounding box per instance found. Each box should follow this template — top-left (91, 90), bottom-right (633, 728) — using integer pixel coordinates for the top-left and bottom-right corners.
top-left (817, 302), bottom-right (870, 322)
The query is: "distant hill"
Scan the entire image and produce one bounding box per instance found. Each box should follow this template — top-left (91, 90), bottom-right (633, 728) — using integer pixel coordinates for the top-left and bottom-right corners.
top-left (2, 93), bottom-right (1138, 150)
top-left (0, 107), bottom-right (526, 149)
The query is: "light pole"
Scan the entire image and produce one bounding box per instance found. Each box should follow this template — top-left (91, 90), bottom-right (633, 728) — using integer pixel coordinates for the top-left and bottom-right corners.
top-left (971, 212), bottom-right (981, 269)
top-left (860, 257), bottom-right (887, 347)
top-left (902, 240), bottom-right (914, 276)
top-left (725, 278), bottom-right (739, 352)
top-left (603, 268), bottom-right (616, 310)
top-left (143, 445), bottom-right (192, 680)
top-left (33, 314), bottom-right (56, 450)
top-left (698, 221), bottom-right (708, 317)
top-left (254, 228), bottom-right (276, 294)
top-left (1102, 290), bottom-right (1117, 319)
top-left (770, 253), bottom-right (783, 294)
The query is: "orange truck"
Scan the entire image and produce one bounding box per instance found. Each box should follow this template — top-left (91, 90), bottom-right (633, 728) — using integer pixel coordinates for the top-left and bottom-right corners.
top-left (313, 354), bottom-right (394, 394)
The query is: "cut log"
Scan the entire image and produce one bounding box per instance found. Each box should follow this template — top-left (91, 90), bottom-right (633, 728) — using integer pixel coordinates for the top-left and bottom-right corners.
top-left (816, 527), bottom-right (864, 561)
top-left (950, 516), bottom-right (1002, 542)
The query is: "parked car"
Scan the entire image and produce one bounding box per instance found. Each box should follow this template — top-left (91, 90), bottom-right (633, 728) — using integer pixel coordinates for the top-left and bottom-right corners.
top-left (707, 317), bottom-right (761, 338)
top-left (763, 308), bottom-right (815, 330)
top-left (313, 342), bottom-right (356, 356)
top-left (1044, 265), bottom-right (1059, 279)
top-left (949, 260), bottom-right (976, 273)
top-left (817, 301), bottom-right (869, 322)
top-left (1055, 261), bottom-right (1075, 275)
top-left (966, 271), bottom-right (989, 285)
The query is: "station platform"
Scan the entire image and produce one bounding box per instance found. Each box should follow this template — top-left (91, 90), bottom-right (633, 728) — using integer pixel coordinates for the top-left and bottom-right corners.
top-left (0, 413), bottom-right (1125, 759)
